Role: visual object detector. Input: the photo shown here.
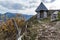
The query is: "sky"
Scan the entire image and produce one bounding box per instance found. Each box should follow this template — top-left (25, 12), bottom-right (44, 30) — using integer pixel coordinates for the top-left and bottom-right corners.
top-left (0, 0), bottom-right (60, 15)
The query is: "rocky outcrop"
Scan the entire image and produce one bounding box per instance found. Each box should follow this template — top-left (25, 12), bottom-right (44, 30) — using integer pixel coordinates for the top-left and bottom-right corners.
top-left (22, 20), bottom-right (60, 40)
top-left (35, 22), bottom-right (60, 40)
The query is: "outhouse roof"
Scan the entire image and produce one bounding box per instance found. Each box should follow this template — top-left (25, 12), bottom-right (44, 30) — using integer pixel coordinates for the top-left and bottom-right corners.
top-left (35, 2), bottom-right (48, 12)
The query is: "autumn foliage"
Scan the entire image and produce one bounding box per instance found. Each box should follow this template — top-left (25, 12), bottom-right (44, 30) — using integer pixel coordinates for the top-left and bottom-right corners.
top-left (0, 18), bottom-right (26, 40)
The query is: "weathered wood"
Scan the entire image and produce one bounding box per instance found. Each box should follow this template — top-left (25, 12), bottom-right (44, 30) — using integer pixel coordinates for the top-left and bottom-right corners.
top-left (44, 11), bottom-right (47, 18)
top-left (37, 12), bottom-right (40, 20)
top-left (51, 11), bottom-right (58, 21)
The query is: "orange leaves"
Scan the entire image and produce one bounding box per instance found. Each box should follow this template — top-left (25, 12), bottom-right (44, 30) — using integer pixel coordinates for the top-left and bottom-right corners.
top-left (0, 18), bottom-right (25, 33)
top-left (0, 17), bottom-right (26, 40)
top-left (13, 18), bottom-right (25, 28)
top-left (1, 23), bottom-right (8, 31)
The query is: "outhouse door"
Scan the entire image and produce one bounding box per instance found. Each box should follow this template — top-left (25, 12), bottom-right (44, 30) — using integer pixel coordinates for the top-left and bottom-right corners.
top-left (40, 10), bottom-right (44, 19)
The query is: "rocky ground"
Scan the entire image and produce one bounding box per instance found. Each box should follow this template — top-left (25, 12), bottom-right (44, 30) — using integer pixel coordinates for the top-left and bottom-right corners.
top-left (35, 21), bottom-right (60, 40)
top-left (22, 20), bottom-right (60, 40)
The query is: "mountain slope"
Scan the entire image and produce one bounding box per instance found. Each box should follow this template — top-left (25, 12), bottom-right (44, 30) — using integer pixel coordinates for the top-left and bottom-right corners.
top-left (22, 15), bottom-right (60, 40)
top-left (0, 12), bottom-right (33, 21)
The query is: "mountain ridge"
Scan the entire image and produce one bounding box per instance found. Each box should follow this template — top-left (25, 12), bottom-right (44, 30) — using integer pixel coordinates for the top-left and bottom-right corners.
top-left (0, 12), bottom-right (33, 21)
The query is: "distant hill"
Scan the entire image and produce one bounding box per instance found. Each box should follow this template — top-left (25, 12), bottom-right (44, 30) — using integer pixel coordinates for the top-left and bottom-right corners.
top-left (4, 12), bottom-right (16, 18)
top-left (0, 14), bottom-right (2, 20)
top-left (21, 14), bottom-right (33, 20)
top-left (0, 12), bottom-right (33, 21)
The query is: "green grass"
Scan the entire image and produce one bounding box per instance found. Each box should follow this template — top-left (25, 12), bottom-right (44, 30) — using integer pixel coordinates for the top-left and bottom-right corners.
top-left (58, 12), bottom-right (60, 21)
top-left (28, 12), bottom-right (60, 24)
top-left (40, 17), bottom-right (50, 23)
top-left (40, 12), bottom-right (60, 22)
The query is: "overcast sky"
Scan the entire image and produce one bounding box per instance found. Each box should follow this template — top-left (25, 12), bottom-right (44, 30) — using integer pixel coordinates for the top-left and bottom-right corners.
top-left (0, 0), bottom-right (60, 15)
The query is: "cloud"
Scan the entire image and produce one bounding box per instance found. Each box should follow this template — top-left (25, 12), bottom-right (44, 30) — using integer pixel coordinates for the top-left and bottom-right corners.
top-left (0, 1), bottom-right (26, 10)
top-left (0, 0), bottom-right (41, 15)
top-left (29, 0), bottom-right (37, 3)
top-left (42, 0), bottom-right (55, 3)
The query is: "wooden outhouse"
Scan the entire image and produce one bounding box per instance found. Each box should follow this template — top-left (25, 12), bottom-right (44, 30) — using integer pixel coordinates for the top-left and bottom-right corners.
top-left (35, 2), bottom-right (59, 21)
